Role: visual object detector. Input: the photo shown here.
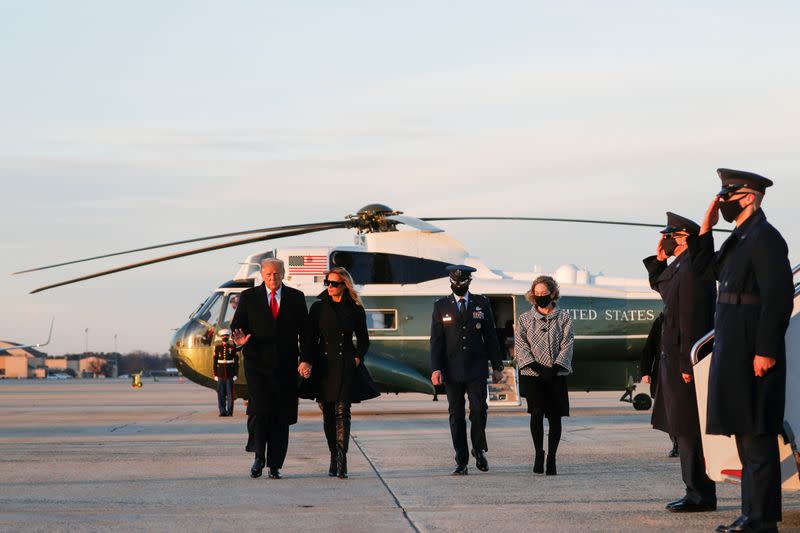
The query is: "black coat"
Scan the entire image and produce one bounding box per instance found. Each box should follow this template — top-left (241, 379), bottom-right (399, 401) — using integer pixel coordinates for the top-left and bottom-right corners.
top-left (300, 292), bottom-right (379, 403)
top-left (644, 252), bottom-right (716, 436)
top-left (430, 293), bottom-right (503, 383)
top-left (640, 313), bottom-right (664, 398)
top-left (689, 209), bottom-right (794, 435)
top-left (230, 283), bottom-right (308, 424)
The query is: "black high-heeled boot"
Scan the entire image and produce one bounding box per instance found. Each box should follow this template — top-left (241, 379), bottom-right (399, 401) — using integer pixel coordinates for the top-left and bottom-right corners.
top-left (335, 402), bottom-right (351, 479)
top-left (545, 453), bottom-right (557, 476)
top-left (322, 403), bottom-right (337, 476)
top-left (533, 450), bottom-right (545, 474)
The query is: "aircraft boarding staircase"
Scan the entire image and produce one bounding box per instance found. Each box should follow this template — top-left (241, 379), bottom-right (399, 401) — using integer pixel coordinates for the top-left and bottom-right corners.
top-left (690, 263), bottom-right (800, 491)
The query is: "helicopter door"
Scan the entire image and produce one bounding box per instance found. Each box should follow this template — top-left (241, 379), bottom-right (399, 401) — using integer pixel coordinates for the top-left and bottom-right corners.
top-left (486, 295), bottom-right (516, 359)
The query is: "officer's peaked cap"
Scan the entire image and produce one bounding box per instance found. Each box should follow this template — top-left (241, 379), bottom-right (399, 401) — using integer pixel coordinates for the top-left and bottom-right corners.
top-left (661, 212), bottom-right (700, 235)
top-left (717, 168), bottom-right (773, 195)
top-left (446, 265), bottom-right (476, 282)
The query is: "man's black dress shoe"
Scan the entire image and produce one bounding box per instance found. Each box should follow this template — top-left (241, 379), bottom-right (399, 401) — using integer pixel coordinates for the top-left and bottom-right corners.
top-left (452, 464), bottom-right (468, 475)
top-left (268, 467), bottom-right (281, 479)
top-left (716, 516), bottom-right (777, 533)
top-left (250, 458), bottom-right (265, 478)
top-left (472, 450), bottom-right (488, 472)
top-left (665, 496), bottom-right (687, 509)
top-left (668, 500), bottom-right (716, 513)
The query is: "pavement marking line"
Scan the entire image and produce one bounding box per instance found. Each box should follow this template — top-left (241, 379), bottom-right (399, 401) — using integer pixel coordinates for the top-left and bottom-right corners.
top-left (351, 434), bottom-right (421, 533)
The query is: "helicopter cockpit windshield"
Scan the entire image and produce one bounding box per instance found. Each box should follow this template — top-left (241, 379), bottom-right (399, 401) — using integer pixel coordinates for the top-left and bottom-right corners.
top-left (185, 292), bottom-right (224, 347)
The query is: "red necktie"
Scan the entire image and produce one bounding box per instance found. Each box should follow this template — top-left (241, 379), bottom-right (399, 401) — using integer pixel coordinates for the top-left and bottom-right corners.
top-left (270, 291), bottom-right (279, 319)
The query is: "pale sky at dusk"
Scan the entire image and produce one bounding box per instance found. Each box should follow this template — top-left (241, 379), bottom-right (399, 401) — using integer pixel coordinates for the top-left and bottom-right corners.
top-left (1, 1), bottom-right (798, 354)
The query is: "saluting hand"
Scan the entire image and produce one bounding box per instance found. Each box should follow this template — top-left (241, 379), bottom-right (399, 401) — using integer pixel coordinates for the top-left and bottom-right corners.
top-left (656, 238), bottom-right (668, 262)
top-left (700, 196), bottom-right (721, 235)
top-left (231, 328), bottom-right (251, 347)
top-left (753, 355), bottom-right (776, 377)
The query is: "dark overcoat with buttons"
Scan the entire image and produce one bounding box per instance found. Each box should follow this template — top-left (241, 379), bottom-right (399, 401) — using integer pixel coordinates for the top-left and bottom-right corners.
top-left (644, 252), bottom-right (716, 436)
top-left (230, 283), bottom-right (308, 423)
top-left (689, 209), bottom-right (794, 435)
top-left (301, 292), bottom-right (376, 403)
top-left (430, 294), bottom-right (503, 383)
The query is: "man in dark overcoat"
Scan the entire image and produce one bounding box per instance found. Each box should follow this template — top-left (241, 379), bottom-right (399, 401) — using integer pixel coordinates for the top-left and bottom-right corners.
top-left (643, 212), bottom-right (717, 513)
top-left (690, 169), bottom-right (794, 533)
top-left (430, 265), bottom-right (504, 475)
top-left (231, 258), bottom-right (308, 480)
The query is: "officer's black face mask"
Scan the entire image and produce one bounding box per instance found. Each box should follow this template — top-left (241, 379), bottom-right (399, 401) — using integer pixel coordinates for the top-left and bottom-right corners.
top-left (719, 198), bottom-right (746, 223)
top-left (534, 294), bottom-right (552, 308)
top-left (451, 281), bottom-right (469, 296)
top-left (661, 237), bottom-right (678, 257)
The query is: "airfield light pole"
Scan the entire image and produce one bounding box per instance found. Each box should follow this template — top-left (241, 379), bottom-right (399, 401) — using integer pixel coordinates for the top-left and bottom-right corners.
top-left (114, 334), bottom-right (119, 378)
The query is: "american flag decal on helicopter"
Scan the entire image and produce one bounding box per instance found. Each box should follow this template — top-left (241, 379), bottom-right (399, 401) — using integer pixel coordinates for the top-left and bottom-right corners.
top-left (287, 255), bottom-right (328, 276)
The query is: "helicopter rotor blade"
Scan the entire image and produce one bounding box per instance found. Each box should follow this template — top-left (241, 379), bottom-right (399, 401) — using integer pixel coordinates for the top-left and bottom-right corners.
top-left (386, 215), bottom-right (444, 233)
top-left (29, 223), bottom-right (346, 294)
top-left (12, 220), bottom-right (347, 275)
top-left (419, 216), bottom-right (733, 233)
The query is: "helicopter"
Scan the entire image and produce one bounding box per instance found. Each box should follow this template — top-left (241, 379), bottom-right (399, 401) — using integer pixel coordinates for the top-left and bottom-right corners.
top-left (15, 204), bottom-right (734, 410)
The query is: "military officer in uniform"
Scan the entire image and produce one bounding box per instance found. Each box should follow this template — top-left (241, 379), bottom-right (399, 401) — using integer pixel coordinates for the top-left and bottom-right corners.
top-left (690, 169), bottom-right (794, 533)
top-left (213, 329), bottom-right (239, 417)
top-left (643, 212), bottom-right (717, 513)
top-left (430, 265), bottom-right (504, 475)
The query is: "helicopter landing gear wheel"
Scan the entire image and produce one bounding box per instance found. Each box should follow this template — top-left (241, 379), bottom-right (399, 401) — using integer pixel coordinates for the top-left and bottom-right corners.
top-left (632, 393), bottom-right (652, 411)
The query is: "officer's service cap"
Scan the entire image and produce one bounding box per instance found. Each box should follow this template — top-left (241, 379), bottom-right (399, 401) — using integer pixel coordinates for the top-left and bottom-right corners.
top-left (717, 168), bottom-right (773, 195)
top-left (446, 265), bottom-right (476, 282)
top-left (661, 212), bottom-right (700, 235)
top-left (218, 329), bottom-right (231, 337)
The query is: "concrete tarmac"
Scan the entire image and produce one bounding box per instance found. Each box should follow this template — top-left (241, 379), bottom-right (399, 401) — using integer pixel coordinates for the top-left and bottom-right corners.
top-left (1, 379), bottom-right (798, 533)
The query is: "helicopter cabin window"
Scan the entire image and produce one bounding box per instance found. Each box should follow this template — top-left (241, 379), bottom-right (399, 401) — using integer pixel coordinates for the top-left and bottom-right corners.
top-left (186, 292), bottom-right (224, 346)
top-left (330, 251), bottom-right (453, 284)
top-left (219, 292), bottom-right (241, 330)
top-left (365, 310), bottom-right (397, 331)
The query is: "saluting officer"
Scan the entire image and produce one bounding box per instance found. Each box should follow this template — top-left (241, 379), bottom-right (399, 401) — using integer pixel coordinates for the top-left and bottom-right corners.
top-left (430, 265), bottom-right (504, 475)
top-left (691, 169), bottom-right (794, 533)
top-left (213, 329), bottom-right (240, 417)
top-left (643, 213), bottom-right (717, 513)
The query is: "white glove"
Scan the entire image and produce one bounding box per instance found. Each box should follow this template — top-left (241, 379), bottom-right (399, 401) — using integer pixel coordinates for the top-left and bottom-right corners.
top-left (214, 376), bottom-right (219, 381)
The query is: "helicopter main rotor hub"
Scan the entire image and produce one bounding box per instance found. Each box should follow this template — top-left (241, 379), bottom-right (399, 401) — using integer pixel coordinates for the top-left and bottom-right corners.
top-left (346, 203), bottom-right (402, 233)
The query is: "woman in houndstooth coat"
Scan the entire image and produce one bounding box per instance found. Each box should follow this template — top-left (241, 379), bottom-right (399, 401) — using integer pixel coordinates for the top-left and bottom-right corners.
top-left (514, 275), bottom-right (574, 475)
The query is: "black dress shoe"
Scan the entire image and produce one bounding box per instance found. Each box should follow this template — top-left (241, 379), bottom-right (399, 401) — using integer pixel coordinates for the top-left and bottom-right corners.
top-left (452, 464), bottom-right (468, 475)
top-left (668, 500), bottom-right (716, 513)
top-left (268, 467), bottom-right (281, 479)
top-left (250, 458), bottom-right (265, 478)
top-left (472, 450), bottom-right (488, 472)
top-left (716, 516), bottom-right (777, 533)
top-left (665, 496), bottom-right (687, 509)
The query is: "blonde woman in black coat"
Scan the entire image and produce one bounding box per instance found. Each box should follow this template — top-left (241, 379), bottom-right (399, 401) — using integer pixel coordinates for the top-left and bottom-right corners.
top-left (299, 267), bottom-right (377, 479)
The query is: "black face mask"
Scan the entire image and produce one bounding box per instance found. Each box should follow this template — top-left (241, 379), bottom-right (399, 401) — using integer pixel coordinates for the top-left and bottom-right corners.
top-left (451, 283), bottom-right (469, 297)
top-left (534, 294), bottom-right (552, 308)
top-left (661, 237), bottom-right (678, 257)
top-left (719, 199), bottom-right (745, 223)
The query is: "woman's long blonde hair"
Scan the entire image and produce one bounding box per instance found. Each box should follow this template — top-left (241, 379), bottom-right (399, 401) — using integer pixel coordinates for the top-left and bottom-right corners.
top-left (325, 267), bottom-right (362, 306)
